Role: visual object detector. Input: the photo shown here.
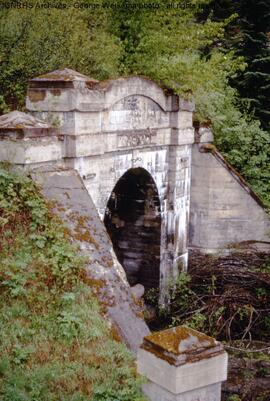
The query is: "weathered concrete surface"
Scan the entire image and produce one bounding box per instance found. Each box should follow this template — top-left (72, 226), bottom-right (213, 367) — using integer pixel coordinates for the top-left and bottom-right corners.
top-left (0, 110), bottom-right (49, 128)
top-left (1, 69), bottom-right (270, 311)
top-left (190, 144), bottom-right (270, 252)
top-left (32, 167), bottom-right (150, 352)
top-left (26, 68), bottom-right (194, 299)
top-left (142, 382), bottom-right (222, 401)
top-left (0, 111), bottom-right (63, 165)
top-left (137, 326), bottom-right (227, 401)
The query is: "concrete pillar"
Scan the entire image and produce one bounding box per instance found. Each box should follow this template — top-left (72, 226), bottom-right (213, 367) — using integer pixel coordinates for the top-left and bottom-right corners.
top-left (137, 326), bottom-right (228, 401)
top-left (0, 111), bottom-right (63, 167)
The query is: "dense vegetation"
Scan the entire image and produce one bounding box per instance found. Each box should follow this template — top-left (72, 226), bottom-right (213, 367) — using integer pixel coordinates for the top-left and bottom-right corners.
top-left (202, 0), bottom-right (270, 131)
top-left (0, 167), bottom-right (145, 401)
top-left (0, 0), bottom-right (269, 205)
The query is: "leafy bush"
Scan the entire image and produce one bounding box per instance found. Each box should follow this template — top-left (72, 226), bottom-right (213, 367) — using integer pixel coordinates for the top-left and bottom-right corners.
top-left (0, 2), bottom-right (121, 112)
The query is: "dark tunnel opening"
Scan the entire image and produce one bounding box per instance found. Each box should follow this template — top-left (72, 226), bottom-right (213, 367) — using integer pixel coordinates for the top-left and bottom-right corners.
top-left (104, 168), bottom-right (161, 291)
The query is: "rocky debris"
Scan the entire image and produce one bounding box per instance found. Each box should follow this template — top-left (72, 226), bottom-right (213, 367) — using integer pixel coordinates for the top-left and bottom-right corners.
top-left (131, 284), bottom-right (145, 299)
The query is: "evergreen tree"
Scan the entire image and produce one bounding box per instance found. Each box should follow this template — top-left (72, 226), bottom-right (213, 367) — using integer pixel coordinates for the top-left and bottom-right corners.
top-left (109, 0), bottom-right (270, 205)
top-left (200, 0), bottom-right (270, 131)
top-left (236, 0), bottom-right (270, 131)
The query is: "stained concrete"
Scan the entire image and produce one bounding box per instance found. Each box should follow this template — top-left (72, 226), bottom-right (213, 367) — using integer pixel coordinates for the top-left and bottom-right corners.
top-left (26, 68), bottom-right (194, 299)
top-left (0, 69), bottom-right (269, 332)
top-left (137, 326), bottom-right (227, 401)
top-left (0, 111), bottom-right (63, 165)
top-left (32, 167), bottom-right (150, 352)
top-left (142, 382), bottom-right (222, 401)
top-left (190, 144), bottom-right (270, 252)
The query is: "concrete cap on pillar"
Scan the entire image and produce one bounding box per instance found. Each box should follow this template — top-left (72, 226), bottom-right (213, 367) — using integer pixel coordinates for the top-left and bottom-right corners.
top-left (0, 111), bottom-right (62, 165)
top-left (26, 69), bottom-right (100, 112)
top-left (29, 68), bottom-right (99, 89)
top-left (141, 325), bottom-right (224, 366)
top-left (137, 326), bottom-right (228, 399)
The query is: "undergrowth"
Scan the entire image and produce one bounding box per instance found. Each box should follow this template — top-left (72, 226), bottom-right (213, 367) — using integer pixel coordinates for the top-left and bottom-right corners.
top-left (145, 254), bottom-right (270, 343)
top-left (145, 253), bottom-right (270, 401)
top-left (0, 167), bottom-right (145, 401)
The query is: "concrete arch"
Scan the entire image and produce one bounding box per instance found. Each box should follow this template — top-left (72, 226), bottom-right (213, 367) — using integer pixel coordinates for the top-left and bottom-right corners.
top-left (102, 76), bottom-right (177, 112)
top-left (108, 94), bottom-right (164, 112)
top-left (92, 148), bottom-right (168, 219)
top-left (26, 69), bottom-right (178, 113)
top-left (104, 167), bottom-right (162, 291)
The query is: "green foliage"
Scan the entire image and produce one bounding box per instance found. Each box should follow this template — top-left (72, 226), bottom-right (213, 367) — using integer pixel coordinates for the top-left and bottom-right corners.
top-left (0, 1), bottom-right (121, 112)
top-left (182, 313), bottom-right (207, 332)
top-left (164, 273), bottom-right (209, 333)
top-left (227, 395), bottom-right (242, 401)
top-left (146, 272), bottom-right (210, 333)
top-left (207, 81), bottom-right (270, 206)
top-left (195, 0), bottom-right (270, 204)
top-left (110, 0), bottom-right (270, 207)
top-left (168, 273), bottom-right (194, 312)
top-left (198, 0), bottom-right (270, 130)
top-left (0, 167), bottom-right (145, 401)
top-left (235, 0), bottom-right (270, 131)
top-left (0, 1), bottom-right (269, 206)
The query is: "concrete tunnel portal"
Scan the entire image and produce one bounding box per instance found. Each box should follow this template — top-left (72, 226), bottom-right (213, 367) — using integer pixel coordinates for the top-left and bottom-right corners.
top-left (104, 168), bottom-right (161, 291)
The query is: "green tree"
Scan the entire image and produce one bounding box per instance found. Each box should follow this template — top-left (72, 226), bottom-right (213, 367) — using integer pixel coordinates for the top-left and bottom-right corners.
top-left (235, 0), bottom-right (270, 131)
top-left (0, 1), bottom-right (121, 112)
top-left (109, 0), bottom-right (270, 206)
top-left (0, 0), bottom-right (269, 205)
top-left (200, 0), bottom-right (270, 131)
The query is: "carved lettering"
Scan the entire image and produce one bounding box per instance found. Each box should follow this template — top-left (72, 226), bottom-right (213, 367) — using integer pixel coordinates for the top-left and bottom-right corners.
top-left (117, 129), bottom-right (157, 149)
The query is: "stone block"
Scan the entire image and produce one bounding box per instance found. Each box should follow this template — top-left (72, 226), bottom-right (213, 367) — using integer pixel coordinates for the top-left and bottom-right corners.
top-left (171, 128), bottom-right (195, 145)
top-left (190, 144), bottom-right (270, 250)
top-left (170, 111), bottom-right (193, 129)
top-left (142, 382), bottom-right (221, 401)
top-left (0, 111), bottom-right (63, 164)
top-left (74, 111), bottom-right (102, 134)
top-left (197, 127), bottom-right (214, 143)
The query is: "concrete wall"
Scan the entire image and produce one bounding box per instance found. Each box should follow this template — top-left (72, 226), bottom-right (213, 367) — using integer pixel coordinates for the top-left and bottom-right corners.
top-left (26, 69), bottom-right (195, 299)
top-left (1, 70), bottom-right (269, 311)
top-left (189, 144), bottom-right (270, 252)
top-left (2, 71), bottom-right (269, 352)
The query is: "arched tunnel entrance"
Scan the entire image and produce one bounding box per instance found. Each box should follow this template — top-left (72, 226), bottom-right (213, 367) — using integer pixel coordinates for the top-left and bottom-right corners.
top-left (104, 168), bottom-right (161, 291)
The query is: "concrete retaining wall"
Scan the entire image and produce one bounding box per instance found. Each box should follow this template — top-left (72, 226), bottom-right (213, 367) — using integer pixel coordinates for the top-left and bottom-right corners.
top-left (32, 167), bottom-right (150, 352)
top-left (189, 144), bottom-right (270, 252)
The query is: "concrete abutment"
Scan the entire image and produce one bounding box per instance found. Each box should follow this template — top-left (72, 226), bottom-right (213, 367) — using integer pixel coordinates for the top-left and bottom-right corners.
top-left (0, 68), bottom-right (269, 351)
